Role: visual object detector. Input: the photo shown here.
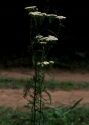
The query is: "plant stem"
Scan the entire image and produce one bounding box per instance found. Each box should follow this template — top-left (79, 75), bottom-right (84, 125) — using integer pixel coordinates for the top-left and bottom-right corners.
top-left (33, 63), bottom-right (38, 125)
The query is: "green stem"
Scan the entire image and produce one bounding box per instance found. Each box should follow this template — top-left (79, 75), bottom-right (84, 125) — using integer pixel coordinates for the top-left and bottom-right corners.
top-left (33, 62), bottom-right (38, 125)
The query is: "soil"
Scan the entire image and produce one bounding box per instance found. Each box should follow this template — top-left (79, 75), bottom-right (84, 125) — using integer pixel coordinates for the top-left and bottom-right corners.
top-left (0, 89), bottom-right (89, 108)
top-left (0, 68), bottom-right (89, 82)
top-left (0, 68), bottom-right (89, 108)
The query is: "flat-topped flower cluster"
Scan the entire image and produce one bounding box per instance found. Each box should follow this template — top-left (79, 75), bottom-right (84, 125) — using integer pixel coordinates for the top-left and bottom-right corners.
top-left (35, 35), bottom-right (58, 44)
top-left (25, 6), bottom-right (38, 12)
top-left (37, 61), bottom-right (54, 67)
top-left (25, 6), bottom-right (66, 21)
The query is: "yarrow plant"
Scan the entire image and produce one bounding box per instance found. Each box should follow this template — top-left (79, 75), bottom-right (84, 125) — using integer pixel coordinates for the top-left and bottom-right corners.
top-left (36, 35), bottom-right (58, 42)
top-left (24, 5), bottom-right (66, 125)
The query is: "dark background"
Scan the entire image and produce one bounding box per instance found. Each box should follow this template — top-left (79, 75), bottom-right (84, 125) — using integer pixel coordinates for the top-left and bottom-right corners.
top-left (0, 0), bottom-right (89, 68)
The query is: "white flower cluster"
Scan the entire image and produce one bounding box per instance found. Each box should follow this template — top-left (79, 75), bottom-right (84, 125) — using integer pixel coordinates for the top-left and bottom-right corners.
top-left (47, 14), bottom-right (57, 18)
top-left (47, 14), bottom-right (66, 20)
top-left (25, 6), bottom-right (38, 12)
top-left (35, 35), bottom-right (43, 39)
top-left (45, 35), bottom-right (58, 41)
top-left (56, 16), bottom-right (66, 20)
top-left (49, 61), bottom-right (54, 64)
top-left (29, 11), bottom-right (66, 20)
top-left (25, 6), bottom-right (66, 21)
top-left (29, 11), bottom-right (46, 17)
top-left (37, 61), bottom-right (54, 67)
top-left (36, 35), bottom-right (58, 44)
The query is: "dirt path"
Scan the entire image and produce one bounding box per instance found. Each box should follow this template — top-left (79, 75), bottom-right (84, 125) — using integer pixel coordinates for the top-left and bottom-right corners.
top-left (0, 89), bottom-right (89, 108)
top-left (0, 68), bottom-right (89, 108)
top-left (0, 68), bottom-right (89, 82)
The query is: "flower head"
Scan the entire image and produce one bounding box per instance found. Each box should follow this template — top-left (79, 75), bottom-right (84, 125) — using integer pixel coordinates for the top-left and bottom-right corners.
top-left (29, 11), bottom-right (46, 17)
top-left (56, 16), bottom-right (66, 20)
top-left (36, 35), bottom-right (43, 39)
top-left (25, 6), bottom-right (38, 12)
top-left (40, 42), bottom-right (47, 45)
top-left (35, 35), bottom-right (58, 43)
top-left (49, 61), bottom-right (54, 64)
top-left (37, 61), bottom-right (50, 67)
top-left (37, 61), bottom-right (54, 67)
top-left (45, 35), bottom-right (58, 41)
top-left (47, 14), bottom-right (57, 18)
top-left (42, 61), bottom-right (49, 65)
top-left (46, 14), bottom-right (66, 22)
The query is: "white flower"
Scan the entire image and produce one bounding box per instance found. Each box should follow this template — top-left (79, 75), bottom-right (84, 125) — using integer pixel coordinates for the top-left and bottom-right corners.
top-left (25, 6), bottom-right (37, 9)
top-left (49, 61), bottom-right (54, 64)
top-left (37, 61), bottom-right (54, 67)
top-left (46, 14), bottom-right (66, 20)
top-left (36, 35), bottom-right (43, 39)
top-left (56, 16), bottom-right (66, 20)
top-left (47, 14), bottom-right (57, 18)
top-left (46, 14), bottom-right (66, 22)
top-left (46, 35), bottom-right (58, 41)
top-left (40, 42), bottom-right (47, 44)
top-left (37, 61), bottom-right (50, 66)
top-left (37, 62), bottom-right (41, 65)
top-left (29, 11), bottom-right (46, 17)
top-left (41, 13), bottom-right (47, 16)
top-left (25, 6), bottom-right (38, 12)
top-left (42, 61), bottom-right (49, 65)
top-left (29, 11), bottom-right (41, 16)
top-left (36, 35), bottom-right (58, 43)
top-left (36, 35), bottom-right (47, 44)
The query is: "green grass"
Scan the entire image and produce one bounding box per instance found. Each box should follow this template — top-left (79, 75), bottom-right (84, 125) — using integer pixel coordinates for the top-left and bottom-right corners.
top-left (0, 77), bottom-right (89, 90)
top-left (0, 106), bottom-right (89, 125)
top-left (0, 77), bottom-right (31, 89)
top-left (0, 107), bottom-right (30, 125)
top-left (46, 80), bottom-right (89, 90)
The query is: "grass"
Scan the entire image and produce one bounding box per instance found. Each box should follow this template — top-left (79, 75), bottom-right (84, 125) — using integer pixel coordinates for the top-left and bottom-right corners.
top-left (46, 80), bottom-right (89, 91)
top-left (0, 77), bottom-right (89, 125)
top-left (0, 107), bottom-right (30, 125)
top-left (0, 77), bottom-right (89, 90)
top-left (0, 77), bottom-right (30, 89)
top-left (0, 106), bottom-right (89, 125)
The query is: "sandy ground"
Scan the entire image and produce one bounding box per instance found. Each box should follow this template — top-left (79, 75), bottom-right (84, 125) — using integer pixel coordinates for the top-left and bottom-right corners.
top-left (0, 68), bottom-right (89, 82)
top-left (0, 89), bottom-right (89, 108)
top-left (0, 68), bottom-right (89, 108)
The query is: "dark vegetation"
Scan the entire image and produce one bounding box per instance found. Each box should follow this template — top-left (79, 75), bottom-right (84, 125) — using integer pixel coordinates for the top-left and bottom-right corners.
top-left (0, 106), bottom-right (89, 125)
top-left (1, 77), bottom-right (89, 90)
top-left (0, 0), bottom-right (89, 68)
